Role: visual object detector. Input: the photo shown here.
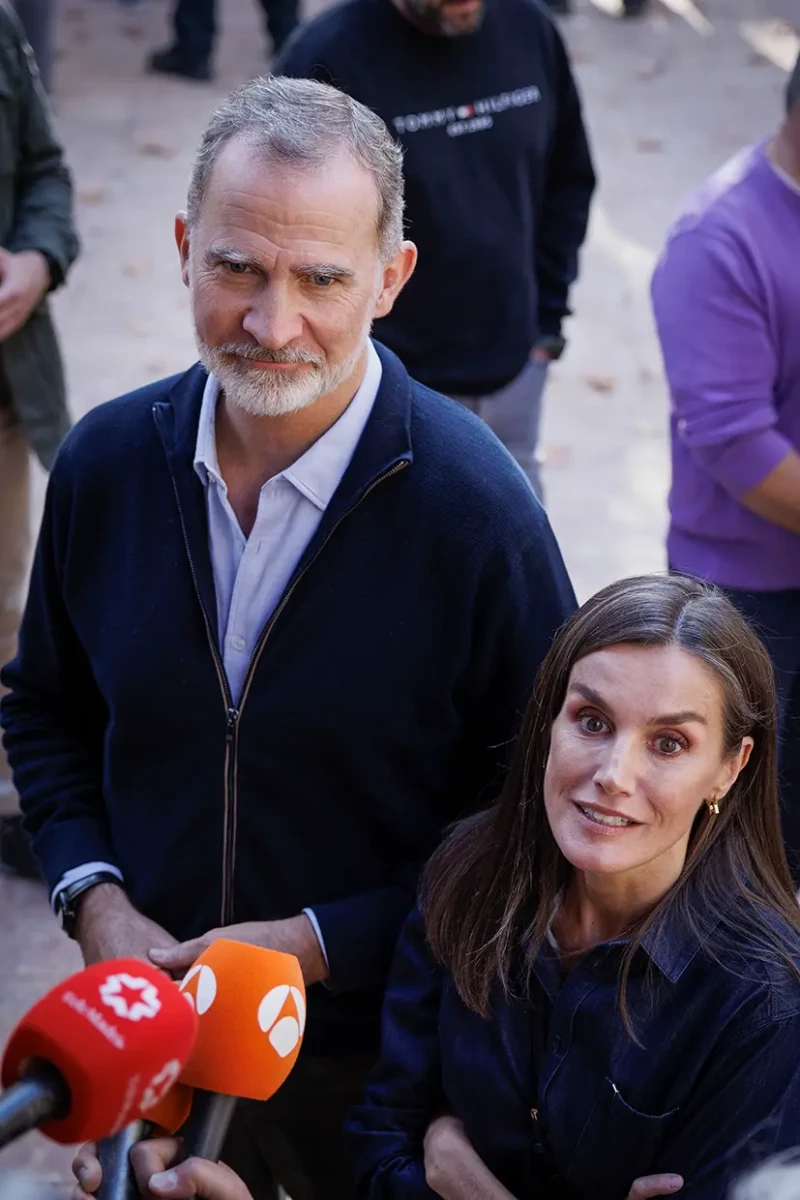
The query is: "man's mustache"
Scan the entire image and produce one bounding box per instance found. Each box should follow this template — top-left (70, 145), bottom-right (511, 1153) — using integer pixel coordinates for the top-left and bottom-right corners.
top-left (217, 343), bottom-right (324, 367)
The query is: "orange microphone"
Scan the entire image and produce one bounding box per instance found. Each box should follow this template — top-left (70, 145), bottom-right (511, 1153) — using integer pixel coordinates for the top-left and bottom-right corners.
top-left (0, 959), bottom-right (198, 1149)
top-left (176, 938), bottom-right (306, 1161)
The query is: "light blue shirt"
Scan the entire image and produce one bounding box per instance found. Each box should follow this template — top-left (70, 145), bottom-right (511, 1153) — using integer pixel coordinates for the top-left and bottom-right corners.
top-left (194, 342), bottom-right (382, 704)
top-left (52, 343), bottom-right (383, 957)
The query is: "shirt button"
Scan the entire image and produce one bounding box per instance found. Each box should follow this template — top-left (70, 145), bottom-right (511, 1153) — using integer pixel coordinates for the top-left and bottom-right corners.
top-left (231, 636), bottom-right (246, 652)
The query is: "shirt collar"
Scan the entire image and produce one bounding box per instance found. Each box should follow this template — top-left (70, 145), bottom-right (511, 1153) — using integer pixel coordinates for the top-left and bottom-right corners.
top-left (541, 888), bottom-right (718, 986)
top-left (640, 895), bottom-right (722, 984)
top-left (193, 340), bottom-right (383, 511)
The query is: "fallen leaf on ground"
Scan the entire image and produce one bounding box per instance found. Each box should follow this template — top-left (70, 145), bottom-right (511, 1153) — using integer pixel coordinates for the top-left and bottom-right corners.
top-left (136, 140), bottom-right (178, 159)
top-left (544, 445), bottom-right (574, 470)
top-left (77, 188), bottom-right (109, 206)
top-left (585, 374), bottom-right (616, 394)
top-left (635, 57), bottom-right (665, 80)
top-left (125, 318), bottom-right (155, 336)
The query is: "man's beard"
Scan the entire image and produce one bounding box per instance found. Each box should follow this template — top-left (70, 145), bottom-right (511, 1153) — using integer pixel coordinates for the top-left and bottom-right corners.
top-left (402, 0), bottom-right (485, 36)
top-left (197, 324), bottom-right (371, 418)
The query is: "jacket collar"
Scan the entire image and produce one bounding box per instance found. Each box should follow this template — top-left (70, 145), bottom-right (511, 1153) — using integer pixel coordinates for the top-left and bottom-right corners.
top-left (152, 340), bottom-right (415, 642)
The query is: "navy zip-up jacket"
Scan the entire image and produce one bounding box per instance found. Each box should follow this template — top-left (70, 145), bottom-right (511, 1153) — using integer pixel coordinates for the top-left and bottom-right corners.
top-left (0, 344), bottom-right (575, 1056)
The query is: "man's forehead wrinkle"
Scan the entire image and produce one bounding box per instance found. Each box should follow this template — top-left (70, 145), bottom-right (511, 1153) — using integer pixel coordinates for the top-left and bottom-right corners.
top-left (213, 185), bottom-right (366, 242)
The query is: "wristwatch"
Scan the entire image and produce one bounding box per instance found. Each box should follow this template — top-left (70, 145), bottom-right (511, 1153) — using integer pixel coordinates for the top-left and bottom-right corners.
top-left (56, 871), bottom-right (122, 938)
top-left (535, 334), bottom-right (567, 361)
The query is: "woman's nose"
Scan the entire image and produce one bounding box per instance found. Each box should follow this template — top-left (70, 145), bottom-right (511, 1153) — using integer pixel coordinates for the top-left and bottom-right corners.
top-left (593, 737), bottom-right (638, 797)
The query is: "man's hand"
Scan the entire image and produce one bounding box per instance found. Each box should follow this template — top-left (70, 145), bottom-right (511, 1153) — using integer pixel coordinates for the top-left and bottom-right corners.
top-left (75, 883), bottom-right (178, 968)
top-left (148, 914), bottom-right (329, 985)
top-left (71, 1137), bottom-right (254, 1200)
top-left (0, 248), bottom-right (50, 340)
top-left (626, 1175), bottom-right (684, 1198)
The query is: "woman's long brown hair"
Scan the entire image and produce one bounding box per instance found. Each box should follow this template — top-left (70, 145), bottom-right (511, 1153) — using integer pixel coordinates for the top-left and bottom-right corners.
top-left (423, 574), bottom-right (800, 1023)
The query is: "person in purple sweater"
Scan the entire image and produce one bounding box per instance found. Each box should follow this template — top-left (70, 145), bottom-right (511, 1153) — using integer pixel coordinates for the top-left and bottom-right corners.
top-left (652, 53), bottom-right (800, 878)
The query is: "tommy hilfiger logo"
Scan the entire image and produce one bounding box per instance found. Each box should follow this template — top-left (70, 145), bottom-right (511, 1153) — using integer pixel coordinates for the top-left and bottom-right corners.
top-left (392, 85), bottom-right (541, 138)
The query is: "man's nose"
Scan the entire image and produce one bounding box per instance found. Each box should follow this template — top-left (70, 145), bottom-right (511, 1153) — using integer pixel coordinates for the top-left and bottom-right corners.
top-left (593, 736), bottom-right (638, 797)
top-left (242, 282), bottom-right (304, 349)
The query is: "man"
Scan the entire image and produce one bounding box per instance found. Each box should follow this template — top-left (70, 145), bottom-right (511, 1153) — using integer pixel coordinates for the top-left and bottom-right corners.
top-left (276, 0), bottom-right (595, 499)
top-left (147, 0), bottom-right (297, 82)
top-left (0, 2), bottom-right (78, 874)
top-left (2, 77), bottom-right (574, 1200)
top-left (652, 54), bottom-right (800, 877)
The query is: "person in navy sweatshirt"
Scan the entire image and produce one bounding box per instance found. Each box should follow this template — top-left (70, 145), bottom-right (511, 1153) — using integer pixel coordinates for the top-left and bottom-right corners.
top-left (0, 77), bottom-right (574, 1200)
top-left (276, 0), bottom-right (595, 501)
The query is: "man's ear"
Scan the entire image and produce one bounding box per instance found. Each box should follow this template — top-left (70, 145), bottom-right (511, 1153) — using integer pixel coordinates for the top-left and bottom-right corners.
top-left (175, 212), bottom-right (191, 288)
top-left (374, 241), bottom-right (418, 320)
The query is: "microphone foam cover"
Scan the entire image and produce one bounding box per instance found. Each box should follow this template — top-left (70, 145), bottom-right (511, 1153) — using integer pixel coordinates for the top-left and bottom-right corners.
top-left (135, 1079), bottom-right (193, 1133)
top-left (178, 939), bottom-right (306, 1099)
top-left (1, 959), bottom-right (198, 1145)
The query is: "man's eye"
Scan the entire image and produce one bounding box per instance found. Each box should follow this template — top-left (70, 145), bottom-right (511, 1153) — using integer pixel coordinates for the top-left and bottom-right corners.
top-left (224, 261), bottom-right (251, 275)
top-left (309, 274), bottom-right (335, 288)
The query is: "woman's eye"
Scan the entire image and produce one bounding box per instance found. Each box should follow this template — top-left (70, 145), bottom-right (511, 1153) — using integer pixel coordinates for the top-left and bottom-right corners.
top-left (579, 713), bottom-right (607, 735)
top-left (655, 735), bottom-right (686, 756)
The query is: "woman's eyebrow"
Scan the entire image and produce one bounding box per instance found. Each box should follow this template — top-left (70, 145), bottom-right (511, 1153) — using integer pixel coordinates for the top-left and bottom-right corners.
top-left (571, 684), bottom-right (707, 727)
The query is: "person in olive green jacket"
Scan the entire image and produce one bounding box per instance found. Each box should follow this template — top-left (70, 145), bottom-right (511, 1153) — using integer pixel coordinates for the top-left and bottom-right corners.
top-left (0, 1), bottom-right (79, 871)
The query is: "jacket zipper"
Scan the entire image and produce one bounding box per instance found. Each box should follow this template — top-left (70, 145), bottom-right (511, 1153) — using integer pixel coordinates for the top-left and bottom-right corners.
top-left (168, 477), bottom-right (237, 924)
top-left (170, 454), bottom-right (409, 926)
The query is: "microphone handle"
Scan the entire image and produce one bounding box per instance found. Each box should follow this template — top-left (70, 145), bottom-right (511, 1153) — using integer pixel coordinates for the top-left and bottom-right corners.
top-left (177, 1090), bottom-right (238, 1163)
top-left (0, 1064), bottom-right (68, 1151)
top-left (97, 1120), bottom-right (146, 1200)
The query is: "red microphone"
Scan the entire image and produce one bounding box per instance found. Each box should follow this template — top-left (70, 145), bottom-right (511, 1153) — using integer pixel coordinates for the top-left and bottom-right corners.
top-left (0, 959), bottom-right (198, 1149)
top-left (96, 1075), bottom-right (196, 1200)
top-left (176, 939), bottom-right (306, 1160)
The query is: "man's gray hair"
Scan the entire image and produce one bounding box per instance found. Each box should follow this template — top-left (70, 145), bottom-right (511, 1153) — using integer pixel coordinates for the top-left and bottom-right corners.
top-left (187, 75), bottom-right (405, 260)
top-left (787, 50), bottom-right (800, 115)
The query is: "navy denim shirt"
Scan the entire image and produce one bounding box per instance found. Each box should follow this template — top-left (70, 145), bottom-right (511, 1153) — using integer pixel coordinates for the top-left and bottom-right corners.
top-left (349, 904), bottom-right (800, 1199)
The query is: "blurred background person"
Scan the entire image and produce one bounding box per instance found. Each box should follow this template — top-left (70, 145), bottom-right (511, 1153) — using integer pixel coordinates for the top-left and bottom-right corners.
top-left (12, 0), bottom-right (53, 92)
top-left (0, 0), bottom-right (79, 879)
top-left (147, 0), bottom-right (299, 82)
top-left (652, 52), bottom-right (800, 880)
top-left (277, 0), bottom-right (595, 500)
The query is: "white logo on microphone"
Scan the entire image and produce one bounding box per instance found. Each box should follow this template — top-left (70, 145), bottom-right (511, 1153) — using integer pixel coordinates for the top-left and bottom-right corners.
top-left (179, 964), bottom-right (217, 1015)
top-left (139, 1059), bottom-right (182, 1111)
top-left (257, 986), bottom-right (306, 1058)
top-left (99, 974), bottom-right (162, 1022)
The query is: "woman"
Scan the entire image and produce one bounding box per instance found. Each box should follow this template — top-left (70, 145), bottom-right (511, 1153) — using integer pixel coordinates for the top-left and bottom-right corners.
top-left (348, 574), bottom-right (800, 1200)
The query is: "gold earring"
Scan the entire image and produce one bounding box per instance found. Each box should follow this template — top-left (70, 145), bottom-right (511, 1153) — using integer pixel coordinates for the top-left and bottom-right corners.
top-left (706, 798), bottom-right (720, 817)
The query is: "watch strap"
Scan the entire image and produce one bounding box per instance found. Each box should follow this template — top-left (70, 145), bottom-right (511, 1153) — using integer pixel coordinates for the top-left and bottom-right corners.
top-left (57, 871), bottom-right (122, 937)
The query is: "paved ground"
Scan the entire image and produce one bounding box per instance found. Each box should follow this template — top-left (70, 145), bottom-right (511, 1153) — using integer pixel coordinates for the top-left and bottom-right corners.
top-left (1, 0), bottom-right (798, 1187)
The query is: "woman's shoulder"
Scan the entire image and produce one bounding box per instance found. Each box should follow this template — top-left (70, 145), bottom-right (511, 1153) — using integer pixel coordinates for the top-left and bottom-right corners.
top-left (693, 903), bottom-right (800, 1028)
